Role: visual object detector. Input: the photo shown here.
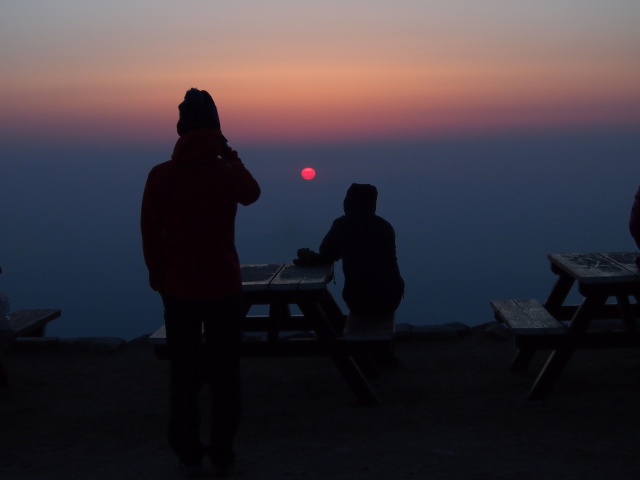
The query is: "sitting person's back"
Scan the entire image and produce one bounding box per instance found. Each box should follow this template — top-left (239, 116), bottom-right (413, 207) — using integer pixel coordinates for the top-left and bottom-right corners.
top-left (298, 183), bottom-right (404, 315)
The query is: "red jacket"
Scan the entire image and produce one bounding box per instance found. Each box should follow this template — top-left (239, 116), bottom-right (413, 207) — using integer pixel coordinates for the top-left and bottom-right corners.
top-left (141, 128), bottom-right (260, 299)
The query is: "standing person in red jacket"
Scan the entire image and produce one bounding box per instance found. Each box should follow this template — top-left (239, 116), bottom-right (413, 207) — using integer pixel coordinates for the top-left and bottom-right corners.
top-left (141, 88), bottom-right (260, 477)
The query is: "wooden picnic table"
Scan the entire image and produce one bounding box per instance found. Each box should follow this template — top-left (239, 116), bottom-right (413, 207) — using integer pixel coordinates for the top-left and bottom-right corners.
top-left (150, 262), bottom-right (381, 406)
top-left (491, 252), bottom-right (640, 399)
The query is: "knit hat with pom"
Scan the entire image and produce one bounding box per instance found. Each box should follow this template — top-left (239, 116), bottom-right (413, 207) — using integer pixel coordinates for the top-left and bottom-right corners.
top-left (176, 88), bottom-right (223, 137)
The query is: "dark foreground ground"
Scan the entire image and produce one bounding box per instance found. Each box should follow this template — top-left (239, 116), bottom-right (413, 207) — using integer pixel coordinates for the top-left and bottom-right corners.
top-left (1, 324), bottom-right (639, 480)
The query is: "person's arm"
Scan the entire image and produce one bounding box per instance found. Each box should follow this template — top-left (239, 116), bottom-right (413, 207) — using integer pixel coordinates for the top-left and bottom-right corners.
top-left (630, 186), bottom-right (640, 249)
top-left (318, 219), bottom-right (342, 262)
top-left (140, 168), bottom-right (165, 292)
top-left (293, 219), bottom-right (342, 266)
top-left (224, 149), bottom-right (261, 206)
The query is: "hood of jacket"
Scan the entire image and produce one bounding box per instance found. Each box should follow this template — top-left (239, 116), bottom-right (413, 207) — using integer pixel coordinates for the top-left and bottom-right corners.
top-left (171, 128), bottom-right (226, 165)
top-left (343, 183), bottom-right (377, 216)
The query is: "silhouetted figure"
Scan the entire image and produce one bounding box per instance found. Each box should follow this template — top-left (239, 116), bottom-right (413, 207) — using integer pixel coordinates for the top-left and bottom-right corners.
top-left (630, 186), bottom-right (640, 249)
top-left (0, 266), bottom-right (10, 331)
top-left (141, 88), bottom-right (260, 477)
top-left (296, 183), bottom-right (404, 317)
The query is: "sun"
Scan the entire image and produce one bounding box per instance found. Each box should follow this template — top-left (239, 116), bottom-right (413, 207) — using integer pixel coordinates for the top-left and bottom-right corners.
top-left (301, 167), bottom-right (316, 180)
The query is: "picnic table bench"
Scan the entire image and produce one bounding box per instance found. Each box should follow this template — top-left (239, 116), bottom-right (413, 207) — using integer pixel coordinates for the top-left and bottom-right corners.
top-left (0, 308), bottom-right (61, 387)
top-left (341, 311), bottom-right (396, 342)
top-left (490, 299), bottom-right (566, 352)
top-left (338, 311), bottom-right (397, 377)
top-left (150, 311), bottom-right (396, 358)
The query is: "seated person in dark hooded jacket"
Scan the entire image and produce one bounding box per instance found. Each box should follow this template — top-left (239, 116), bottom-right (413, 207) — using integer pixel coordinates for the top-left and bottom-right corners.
top-left (296, 183), bottom-right (404, 319)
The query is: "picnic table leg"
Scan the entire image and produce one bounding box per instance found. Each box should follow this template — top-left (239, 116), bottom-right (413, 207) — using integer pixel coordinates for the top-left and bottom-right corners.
top-left (528, 347), bottom-right (575, 400)
top-left (510, 349), bottom-right (536, 372)
top-left (318, 293), bottom-right (347, 333)
top-left (616, 294), bottom-right (639, 333)
top-left (330, 348), bottom-right (380, 406)
top-left (267, 301), bottom-right (290, 347)
top-left (544, 273), bottom-right (575, 314)
top-left (510, 273), bottom-right (575, 373)
top-left (528, 295), bottom-right (603, 400)
top-left (297, 300), bottom-right (379, 406)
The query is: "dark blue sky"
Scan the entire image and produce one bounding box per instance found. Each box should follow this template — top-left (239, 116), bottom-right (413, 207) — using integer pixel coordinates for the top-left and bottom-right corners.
top-left (2, 125), bottom-right (640, 339)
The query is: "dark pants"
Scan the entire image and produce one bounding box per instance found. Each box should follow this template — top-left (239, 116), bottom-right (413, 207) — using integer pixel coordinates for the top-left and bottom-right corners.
top-left (344, 287), bottom-right (403, 316)
top-left (161, 293), bottom-right (243, 468)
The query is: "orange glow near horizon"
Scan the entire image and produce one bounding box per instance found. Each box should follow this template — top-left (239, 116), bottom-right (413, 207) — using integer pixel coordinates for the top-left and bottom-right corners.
top-left (3, 64), bottom-right (638, 146)
top-left (2, 3), bottom-right (640, 145)
top-left (4, 61), bottom-right (639, 145)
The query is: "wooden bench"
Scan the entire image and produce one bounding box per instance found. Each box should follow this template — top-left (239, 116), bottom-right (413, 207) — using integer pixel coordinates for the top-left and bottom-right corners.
top-left (490, 298), bottom-right (566, 346)
top-left (341, 311), bottom-right (396, 342)
top-left (0, 309), bottom-right (61, 387)
top-left (149, 323), bottom-right (330, 359)
top-left (491, 299), bottom-right (566, 371)
top-left (339, 311), bottom-right (396, 376)
top-left (149, 311), bottom-right (398, 360)
top-left (491, 299), bottom-right (565, 336)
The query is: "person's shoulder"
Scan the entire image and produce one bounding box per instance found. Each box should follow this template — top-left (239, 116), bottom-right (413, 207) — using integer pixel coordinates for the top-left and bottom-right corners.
top-left (148, 159), bottom-right (175, 173)
top-left (331, 215), bottom-right (349, 226)
top-left (374, 214), bottom-right (393, 224)
top-left (373, 215), bottom-right (396, 230)
top-left (145, 160), bottom-right (176, 185)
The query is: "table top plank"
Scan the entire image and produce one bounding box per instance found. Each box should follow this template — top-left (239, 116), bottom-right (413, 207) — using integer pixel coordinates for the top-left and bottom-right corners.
top-left (548, 252), bottom-right (638, 284)
top-left (599, 252), bottom-right (640, 274)
top-left (270, 263), bottom-right (334, 291)
top-left (241, 264), bottom-right (285, 291)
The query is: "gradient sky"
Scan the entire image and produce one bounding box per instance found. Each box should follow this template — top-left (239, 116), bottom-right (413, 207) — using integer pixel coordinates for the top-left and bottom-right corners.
top-left (2, 0), bottom-right (639, 146)
top-left (3, 1), bottom-right (640, 339)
